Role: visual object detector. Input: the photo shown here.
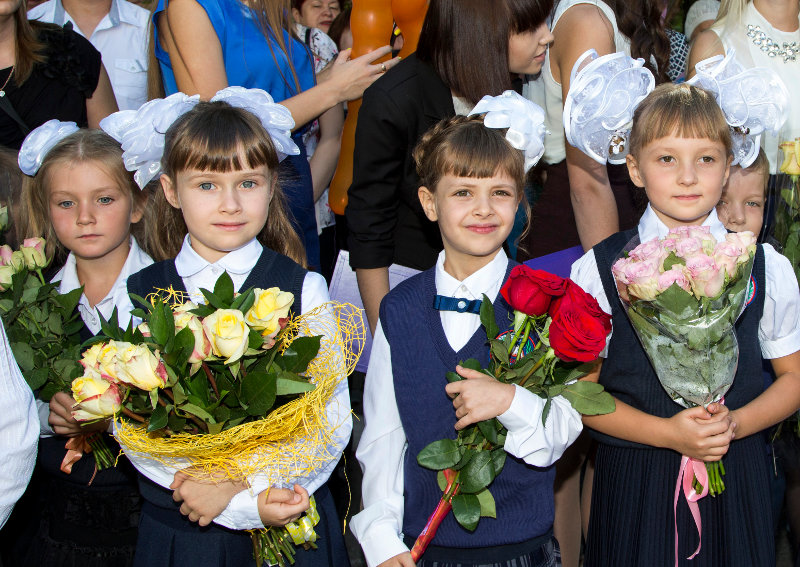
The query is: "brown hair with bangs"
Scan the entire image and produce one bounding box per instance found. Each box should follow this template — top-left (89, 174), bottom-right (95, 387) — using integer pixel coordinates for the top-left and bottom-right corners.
top-left (416, 0), bottom-right (552, 105)
top-left (17, 130), bottom-right (151, 264)
top-left (152, 101), bottom-right (306, 265)
top-left (629, 83), bottom-right (732, 159)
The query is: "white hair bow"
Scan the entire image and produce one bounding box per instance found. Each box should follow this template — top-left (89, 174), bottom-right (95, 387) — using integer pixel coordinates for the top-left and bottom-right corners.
top-left (469, 90), bottom-right (547, 172)
top-left (18, 119), bottom-right (80, 176)
top-left (688, 49), bottom-right (790, 167)
top-left (563, 49), bottom-right (655, 165)
top-left (100, 87), bottom-right (300, 190)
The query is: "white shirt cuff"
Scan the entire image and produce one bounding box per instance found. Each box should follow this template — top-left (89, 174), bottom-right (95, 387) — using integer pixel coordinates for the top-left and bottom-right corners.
top-left (215, 488), bottom-right (264, 530)
top-left (37, 399), bottom-right (54, 436)
top-left (350, 508), bottom-right (409, 567)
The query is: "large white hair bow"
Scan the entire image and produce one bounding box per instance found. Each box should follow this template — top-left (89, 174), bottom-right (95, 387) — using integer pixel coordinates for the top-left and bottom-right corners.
top-left (100, 87), bottom-right (299, 190)
top-left (688, 49), bottom-right (790, 167)
top-left (18, 119), bottom-right (80, 176)
top-left (563, 49), bottom-right (655, 165)
top-left (469, 90), bottom-right (547, 172)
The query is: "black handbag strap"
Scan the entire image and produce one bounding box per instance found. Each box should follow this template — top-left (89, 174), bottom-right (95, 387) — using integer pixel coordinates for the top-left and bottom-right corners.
top-left (0, 94), bottom-right (30, 137)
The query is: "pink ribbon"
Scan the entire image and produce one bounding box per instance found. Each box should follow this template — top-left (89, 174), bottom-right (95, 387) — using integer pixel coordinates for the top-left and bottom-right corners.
top-left (673, 455), bottom-right (709, 566)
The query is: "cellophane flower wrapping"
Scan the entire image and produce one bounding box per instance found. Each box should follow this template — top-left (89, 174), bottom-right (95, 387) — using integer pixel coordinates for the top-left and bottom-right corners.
top-left (612, 229), bottom-right (756, 409)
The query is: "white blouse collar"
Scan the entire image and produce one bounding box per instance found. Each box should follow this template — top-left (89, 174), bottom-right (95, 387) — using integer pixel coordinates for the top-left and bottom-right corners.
top-left (435, 249), bottom-right (509, 300)
top-left (175, 236), bottom-right (263, 278)
top-left (638, 204), bottom-right (729, 243)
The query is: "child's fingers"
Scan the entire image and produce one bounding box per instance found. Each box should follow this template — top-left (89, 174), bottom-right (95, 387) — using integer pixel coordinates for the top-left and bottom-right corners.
top-left (170, 471), bottom-right (188, 491)
top-left (454, 365), bottom-right (487, 380)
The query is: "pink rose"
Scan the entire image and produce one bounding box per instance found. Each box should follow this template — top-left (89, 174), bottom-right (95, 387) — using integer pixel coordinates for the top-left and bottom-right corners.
top-left (20, 237), bottom-right (46, 269)
top-left (0, 245), bottom-right (12, 266)
top-left (713, 241), bottom-right (742, 279)
top-left (661, 236), bottom-right (679, 253)
top-left (675, 237), bottom-right (703, 259)
top-left (629, 239), bottom-right (664, 262)
top-left (657, 265), bottom-right (691, 293)
top-left (724, 231), bottom-right (757, 264)
top-left (612, 256), bottom-right (633, 285)
top-left (668, 226), bottom-right (691, 239)
top-left (685, 254), bottom-right (725, 298)
top-left (624, 259), bottom-right (661, 301)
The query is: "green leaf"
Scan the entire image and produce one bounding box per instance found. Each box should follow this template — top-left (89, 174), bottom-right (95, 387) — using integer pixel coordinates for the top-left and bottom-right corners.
top-left (39, 382), bottom-right (61, 401)
top-left (417, 438), bottom-right (461, 470)
top-left (460, 359), bottom-right (482, 372)
top-left (147, 404), bottom-right (169, 433)
top-left (561, 380), bottom-right (616, 415)
top-left (479, 294), bottom-right (499, 341)
top-left (451, 493), bottom-right (481, 531)
top-left (167, 413), bottom-right (186, 433)
top-left (437, 470), bottom-right (448, 492)
top-left (475, 488), bottom-right (497, 518)
top-left (11, 342), bottom-right (34, 372)
top-left (171, 382), bottom-right (188, 404)
top-left (170, 327), bottom-right (196, 368)
top-left (446, 371), bottom-right (463, 383)
top-left (477, 418), bottom-right (500, 445)
top-left (240, 371), bottom-right (277, 416)
top-left (276, 371), bottom-right (316, 395)
top-left (179, 402), bottom-right (215, 421)
top-left (213, 271), bottom-right (235, 304)
top-left (490, 447), bottom-right (506, 477)
top-left (54, 287), bottom-right (83, 314)
top-left (248, 329), bottom-right (263, 350)
top-left (490, 339), bottom-right (510, 367)
top-left (148, 300), bottom-right (174, 346)
top-left (26, 367), bottom-right (50, 391)
top-left (149, 388), bottom-right (159, 409)
top-left (662, 251), bottom-right (685, 271)
top-left (230, 288), bottom-right (255, 313)
top-left (459, 450), bottom-right (495, 493)
top-left (200, 289), bottom-right (226, 310)
top-left (277, 336), bottom-right (322, 373)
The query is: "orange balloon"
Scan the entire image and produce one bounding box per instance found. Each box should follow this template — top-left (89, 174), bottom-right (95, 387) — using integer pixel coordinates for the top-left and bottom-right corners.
top-left (391, 0), bottom-right (427, 58)
top-left (328, 0), bottom-right (394, 215)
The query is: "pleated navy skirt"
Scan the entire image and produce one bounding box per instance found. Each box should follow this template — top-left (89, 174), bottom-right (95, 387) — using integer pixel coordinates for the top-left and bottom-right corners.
top-left (134, 476), bottom-right (350, 567)
top-left (584, 434), bottom-right (774, 566)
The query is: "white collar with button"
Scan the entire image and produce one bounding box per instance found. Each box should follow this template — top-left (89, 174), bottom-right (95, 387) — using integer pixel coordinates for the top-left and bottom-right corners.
top-left (175, 236), bottom-right (263, 303)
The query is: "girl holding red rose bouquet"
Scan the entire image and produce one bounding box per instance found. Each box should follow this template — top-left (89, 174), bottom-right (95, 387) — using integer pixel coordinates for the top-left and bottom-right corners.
top-left (570, 82), bottom-right (800, 566)
top-left (350, 92), bottom-right (586, 567)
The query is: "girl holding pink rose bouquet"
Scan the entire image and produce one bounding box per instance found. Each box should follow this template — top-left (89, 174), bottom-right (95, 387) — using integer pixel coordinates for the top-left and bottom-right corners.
top-left (10, 122), bottom-right (154, 566)
top-left (567, 72), bottom-right (800, 565)
top-left (350, 92), bottom-right (592, 567)
top-left (97, 89), bottom-right (352, 566)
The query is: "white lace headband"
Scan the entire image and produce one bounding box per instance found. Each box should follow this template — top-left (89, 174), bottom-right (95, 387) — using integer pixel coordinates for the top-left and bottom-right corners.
top-left (687, 49), bottom-right (789, 168)
top-left (18, 119), bottom-right (80, 176)
top-left (562, 49), bottom-right (655, 165)
top-left (469, 90), bottom-right (547, 172)
top-left (100, 87), bottom-right (300, 190)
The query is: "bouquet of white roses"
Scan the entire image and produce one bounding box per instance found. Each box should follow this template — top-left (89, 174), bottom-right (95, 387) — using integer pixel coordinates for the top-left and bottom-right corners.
top-left (71, 273), bottom-right (365, 567)
top-left (612, 226), bottom-right (757, 495)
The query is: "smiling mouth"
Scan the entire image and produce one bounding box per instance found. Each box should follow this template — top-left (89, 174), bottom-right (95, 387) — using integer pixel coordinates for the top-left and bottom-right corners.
top-left (214, 223), bottom-right (246, 231)
top-left (467, 225), bottom-right (498, 234)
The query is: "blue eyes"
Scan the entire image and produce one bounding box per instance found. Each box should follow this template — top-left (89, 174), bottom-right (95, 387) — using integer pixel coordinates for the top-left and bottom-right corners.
top-left (198, 181), bottom-right (257, 190)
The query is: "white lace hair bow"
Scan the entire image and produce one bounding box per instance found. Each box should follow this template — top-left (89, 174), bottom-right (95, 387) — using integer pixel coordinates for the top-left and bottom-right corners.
top-left (100, 87), bottom-right (299, 190)
top-left (18, 119), bottom-right (80, 176)
top-left (469, 90), bottom-right (547, 172)
top-left (687, 49), bottom-right (790, 168)
top-left (563, 49), bottom-right (655, 165)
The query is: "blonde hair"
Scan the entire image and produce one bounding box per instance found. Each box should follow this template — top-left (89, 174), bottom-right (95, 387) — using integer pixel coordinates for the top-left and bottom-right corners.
top-left (412, 114), bottom-right (530, 246)
top-left (151, 101), bottom-right (306, 265)
top-left (18, 130), bottom-right (151, 264)
top-left (732, 146), bottom-right (769, 196)
top-left (629, 83), bottom-right (732, 158)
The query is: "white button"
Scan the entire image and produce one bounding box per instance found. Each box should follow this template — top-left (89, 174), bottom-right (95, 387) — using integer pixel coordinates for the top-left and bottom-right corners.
top-left (457, 300), bottom-right (467, 310)
top-left (211, 266), bottom-right (221, 275)
top-left (460, 285), bottom-right (467, 292)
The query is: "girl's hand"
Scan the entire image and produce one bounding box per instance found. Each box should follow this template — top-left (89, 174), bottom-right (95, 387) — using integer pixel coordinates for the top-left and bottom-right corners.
top-left (171, 469), bottom-right (248, 526)
top-left (323, 46), bottom-right (400, 102)
top-left (378, 552), bottom-right (416, 567)
top-left (665, 404), bottom-right (736, 461)
top-left (49, 392), bottom-right (107, 436)
top-left (257, 484), bottom-right (310, 527)
top-left (445, 365), bottom-right (515, 430)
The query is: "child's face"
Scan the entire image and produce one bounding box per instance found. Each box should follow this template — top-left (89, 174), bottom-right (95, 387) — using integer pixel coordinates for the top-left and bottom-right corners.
top-left (418, 172), bottom-right (518, 279)
top-left (161, 161), bottom-right (273, 263)
top-left (508, 22), bottom-right (554, 75)
top-left (627, 135), bottom-right (730, 229)
top-left (716, 165), bottom-right (766, 235)
top-left (48, 161), bottom-right (141, 263)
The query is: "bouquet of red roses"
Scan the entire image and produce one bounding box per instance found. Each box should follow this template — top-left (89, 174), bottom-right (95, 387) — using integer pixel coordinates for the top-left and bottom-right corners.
top-left (410, 265), bottom-right (615, 559)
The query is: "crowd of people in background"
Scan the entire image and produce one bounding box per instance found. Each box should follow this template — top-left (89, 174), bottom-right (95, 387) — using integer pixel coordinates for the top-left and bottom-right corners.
top-left (1, 0), bottom-right (799, 566)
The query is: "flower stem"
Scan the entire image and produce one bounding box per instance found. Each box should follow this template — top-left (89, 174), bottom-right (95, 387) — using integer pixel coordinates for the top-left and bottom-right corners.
top-left (201, 362), bottom-right (219, 398)
top-left (518, 356), bottom-right (546, 389)
top-left (120, 406), bottom-right (146, 423)
top-left (507, 314), bottom-right (529, 355)
top-left (410, 469), bottom-right (460, 561)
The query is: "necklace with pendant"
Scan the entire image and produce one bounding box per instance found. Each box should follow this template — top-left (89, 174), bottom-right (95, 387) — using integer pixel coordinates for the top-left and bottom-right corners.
top-left (0, 65), bottom-right (13, 97)
top-left (746, 24), bottom-right (800, 62)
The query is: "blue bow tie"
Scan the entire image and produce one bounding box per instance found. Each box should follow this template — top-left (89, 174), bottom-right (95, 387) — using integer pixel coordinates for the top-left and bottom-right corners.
top-left (433, 295), bottom-right (483, 314)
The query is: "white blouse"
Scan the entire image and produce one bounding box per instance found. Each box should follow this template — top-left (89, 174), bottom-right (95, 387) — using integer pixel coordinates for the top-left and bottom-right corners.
top-left (349, 249), bottom-right (584, 567)
top-left (570, 205), bottom-right (800, 359)
top-left (120, 237), bottom-right (352, 531)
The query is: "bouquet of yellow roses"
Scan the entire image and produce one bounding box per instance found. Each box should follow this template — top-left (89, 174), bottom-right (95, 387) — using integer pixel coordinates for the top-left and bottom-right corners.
top-left (71, 273), bottom-right (365, 566)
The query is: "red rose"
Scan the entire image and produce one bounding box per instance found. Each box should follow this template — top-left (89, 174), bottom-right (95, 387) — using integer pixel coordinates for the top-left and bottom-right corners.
top-left (500, 266), bottom-right (568, 317)
top-left (548, 281), bottom-right (611, 362)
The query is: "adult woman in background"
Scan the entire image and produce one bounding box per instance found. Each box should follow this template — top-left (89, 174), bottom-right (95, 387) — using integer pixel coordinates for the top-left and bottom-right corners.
top-left (346, 0), bottom-right (554, 333)
top-left (0, 0), bottom-right (117, 149)
top-left (291, 0), bottom-right (340, 35)
top-left (521, 0), bottom-right (674, 260)
top-left (521, 2), bottom-right (675, 565)
top-left (152, 0), bottom-right (394, 270)
top-left (688, 0), bottom-right (800, 173)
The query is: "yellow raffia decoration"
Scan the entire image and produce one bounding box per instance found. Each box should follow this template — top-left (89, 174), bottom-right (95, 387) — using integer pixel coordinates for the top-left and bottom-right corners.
top-left (115, 301), bottom-right (366, 484)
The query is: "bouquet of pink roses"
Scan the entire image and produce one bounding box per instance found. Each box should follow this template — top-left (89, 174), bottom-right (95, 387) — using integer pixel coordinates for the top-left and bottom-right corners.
top-left (612, 226), bottom-right (757, 496)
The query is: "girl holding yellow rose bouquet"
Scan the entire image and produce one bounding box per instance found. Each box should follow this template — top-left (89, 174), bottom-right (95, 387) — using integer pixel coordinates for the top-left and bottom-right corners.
top-left (89, 89), bottom-right (354, 567)
top-left (11, 121), bottom-right (154, 566)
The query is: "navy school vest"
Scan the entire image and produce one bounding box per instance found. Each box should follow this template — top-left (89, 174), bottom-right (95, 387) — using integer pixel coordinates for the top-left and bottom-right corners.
top-left (592, 229), bottom-right (766, 448)
top-left (380, 262), bottom-right (555, 547)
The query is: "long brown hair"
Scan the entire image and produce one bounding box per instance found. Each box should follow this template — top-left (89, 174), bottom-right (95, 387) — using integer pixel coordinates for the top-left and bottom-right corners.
top-left (14, 2), bottom-right (46, 85)
top-left (247, 0), bottom-right (308, 95)
top-left (416, 0), bottom-right (553, 105)
top-left (152, 101), bottom-right (306, 265)
top-left (18, 130), bottom-right (152, 264)
top-left (603, 0), bottom-right (673, 84)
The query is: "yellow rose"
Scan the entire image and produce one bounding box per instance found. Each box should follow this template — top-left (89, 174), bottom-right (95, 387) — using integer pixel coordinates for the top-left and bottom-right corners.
top-left (780, 140), bottom-right (800, 176)
top-left (173, 303), bottom-right (212, 364)
top-left (203, 309), bottom-right (249, 363)
top-left (71, 369), bottom-right (123, 421)
top-left (20, 237), bottom-right (47, 270)
top-left (245, 288), bottom-right (294, 337)
top-left (0, 265), bottom-right (13, 291)
top-left (96, 341), bottom-right (121, 380)
top-left (80, 343), bottom-right (105, 371)
top-left (113, 342), bottom-right (168, 391)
